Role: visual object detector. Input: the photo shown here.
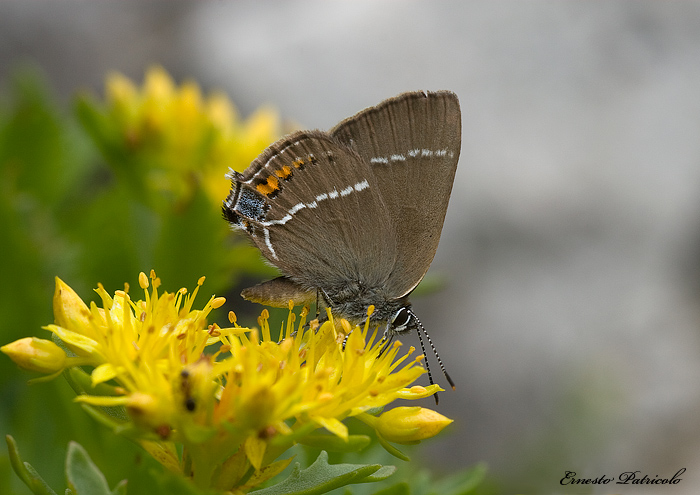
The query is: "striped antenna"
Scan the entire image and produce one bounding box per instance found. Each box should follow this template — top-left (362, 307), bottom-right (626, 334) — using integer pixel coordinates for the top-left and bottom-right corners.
top-left (408, 309), bottom-right (455, 405)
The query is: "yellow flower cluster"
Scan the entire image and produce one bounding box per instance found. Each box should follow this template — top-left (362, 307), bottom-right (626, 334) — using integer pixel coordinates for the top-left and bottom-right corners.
top-left (2, 272), bottom-right (452, 491)
top-left (96, 66), bottom-right (282, 206)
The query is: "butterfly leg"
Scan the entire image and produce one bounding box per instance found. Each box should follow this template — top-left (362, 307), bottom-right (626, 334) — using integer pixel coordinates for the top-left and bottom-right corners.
top-left (376, 326), bottom-right (394, 358)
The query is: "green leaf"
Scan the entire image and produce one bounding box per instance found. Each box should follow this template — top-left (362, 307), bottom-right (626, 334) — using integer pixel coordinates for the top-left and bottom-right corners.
top-left (427, 463), bottom-right (487, 495)
top-left (65, 441), bottom-right (115, 495)
top-left (376, 434), bottom-right (410, 462)
top-left (6, 435), bottom-right (59, 495)
top-left (358, 465), bottom-right (397, 484)
top-left (251, 450), bottom-right (395, 495)
top-left (298, 434), bottom-right (371, 453)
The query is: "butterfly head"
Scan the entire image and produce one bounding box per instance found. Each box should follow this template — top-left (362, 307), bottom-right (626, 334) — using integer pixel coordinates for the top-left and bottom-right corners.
top-left (387, 305), bottom-right (417, 336)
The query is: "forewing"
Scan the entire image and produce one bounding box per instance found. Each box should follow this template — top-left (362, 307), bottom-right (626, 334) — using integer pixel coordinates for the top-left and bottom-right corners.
top-left (223, 131), bottom-right (397, 291)
top-left (330, 91), bottom-right (461, 297)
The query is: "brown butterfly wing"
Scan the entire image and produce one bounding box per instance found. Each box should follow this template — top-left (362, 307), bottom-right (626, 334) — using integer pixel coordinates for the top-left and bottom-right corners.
top-left (330, 91), bottom-right (461, 298)
top-left (223, 131), bottom-right (397, 293)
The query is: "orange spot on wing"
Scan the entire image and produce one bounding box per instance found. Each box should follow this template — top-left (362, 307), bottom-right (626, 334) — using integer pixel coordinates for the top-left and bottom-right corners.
top-left (275, 165), bottom-right (292, 179)
top-left (256, 175), bottom-right (280, 196)
top-left (256, 183), bottom-right (272, 195)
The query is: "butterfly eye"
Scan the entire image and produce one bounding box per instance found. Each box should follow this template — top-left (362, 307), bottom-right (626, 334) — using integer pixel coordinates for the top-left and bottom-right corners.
top-left (391, 307), bottom-right (411, 331)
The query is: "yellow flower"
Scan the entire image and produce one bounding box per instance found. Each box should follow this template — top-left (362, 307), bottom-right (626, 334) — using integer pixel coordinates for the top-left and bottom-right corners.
top-left (94, 66), bottom-right (284, 207)
top-left (201, 101), bottom-right (283, 205)
top-left (6, 272), bottom-right (449, 491)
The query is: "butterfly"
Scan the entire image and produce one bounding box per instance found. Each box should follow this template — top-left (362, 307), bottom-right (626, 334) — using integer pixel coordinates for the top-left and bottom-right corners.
top-left (223, 91), bottom-right (460, 399)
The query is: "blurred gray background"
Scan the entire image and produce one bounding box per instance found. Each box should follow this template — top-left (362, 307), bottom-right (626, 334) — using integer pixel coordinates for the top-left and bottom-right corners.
top-left (3, 1), bottom-right (700, 493)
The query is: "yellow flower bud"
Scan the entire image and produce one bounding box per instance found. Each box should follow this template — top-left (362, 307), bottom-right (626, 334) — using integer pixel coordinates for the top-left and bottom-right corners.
top-left (1, 337), bottom-right (67, 374)
top-left (53, 277), bottom-right (90, 331)
top-left (374, 406), bottom-right (453, 444)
